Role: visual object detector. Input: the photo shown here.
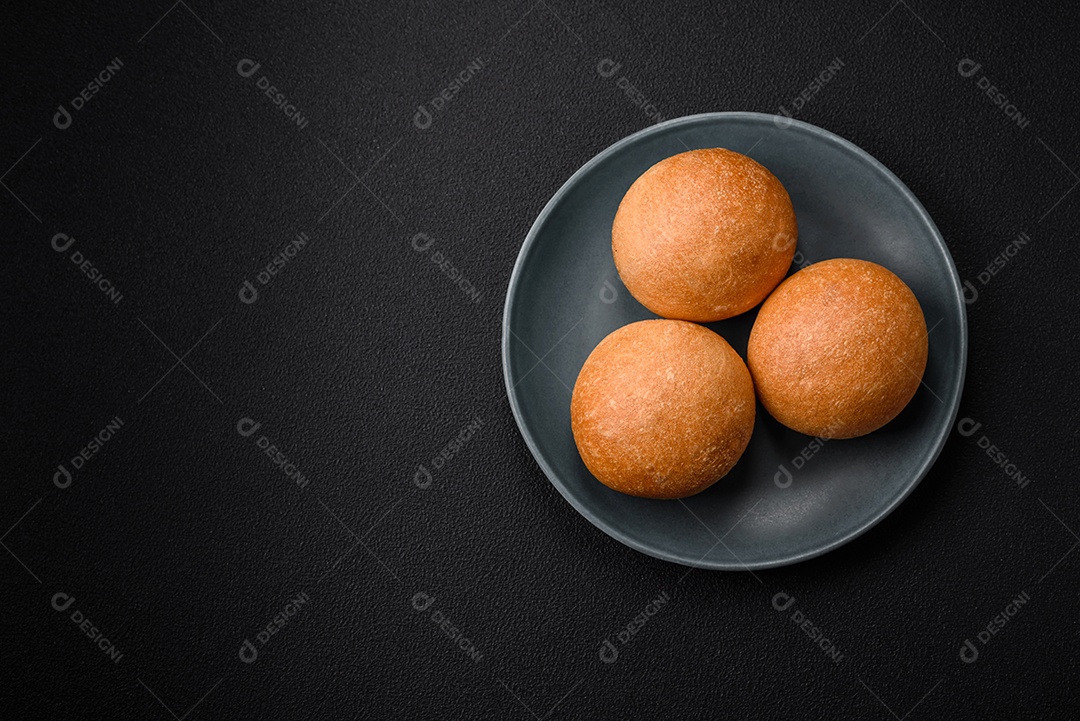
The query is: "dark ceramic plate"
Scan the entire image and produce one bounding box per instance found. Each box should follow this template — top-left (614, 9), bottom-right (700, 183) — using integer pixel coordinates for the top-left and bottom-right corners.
top-left (502, 112), bottom-right (966, 570)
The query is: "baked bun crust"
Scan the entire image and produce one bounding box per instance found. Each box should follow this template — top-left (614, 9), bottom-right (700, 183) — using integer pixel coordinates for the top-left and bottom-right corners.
top-left (612, 148), bottom-right (797, 322)
top-left (747, 258), bottom-right (928, 439)
top-left (570, 320), bottom-right (755, 499)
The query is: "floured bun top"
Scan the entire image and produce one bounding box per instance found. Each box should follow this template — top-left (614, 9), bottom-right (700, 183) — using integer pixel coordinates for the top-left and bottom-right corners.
top-left (612, 148), bottom-right (797, 322)
top-left (748, 258), bottom-right (928, 439)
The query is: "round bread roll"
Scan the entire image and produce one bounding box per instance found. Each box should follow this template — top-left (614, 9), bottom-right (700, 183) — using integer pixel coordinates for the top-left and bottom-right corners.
top-left (612, 148), bottom-right (797, 322)
top-left (570, 320), bottom-right (755, 499)
top-left (747, 258), bottom-right (928, 439)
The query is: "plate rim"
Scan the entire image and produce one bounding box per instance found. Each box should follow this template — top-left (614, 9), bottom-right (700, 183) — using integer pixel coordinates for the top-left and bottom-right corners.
top-left (501, 111), bottom-right (969, 570)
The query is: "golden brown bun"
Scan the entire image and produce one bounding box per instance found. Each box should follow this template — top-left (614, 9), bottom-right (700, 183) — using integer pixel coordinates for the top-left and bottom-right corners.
top-left (747, 258), bottom-right (928, 439)
top-left (570, 320), bottom-right (755, 499)
top-left (612, 148), bottom-right (797, 322)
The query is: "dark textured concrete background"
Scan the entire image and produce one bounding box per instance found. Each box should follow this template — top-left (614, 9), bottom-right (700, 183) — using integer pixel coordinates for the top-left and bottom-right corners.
top-left (5, 1), bottom-right (1079, 718)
